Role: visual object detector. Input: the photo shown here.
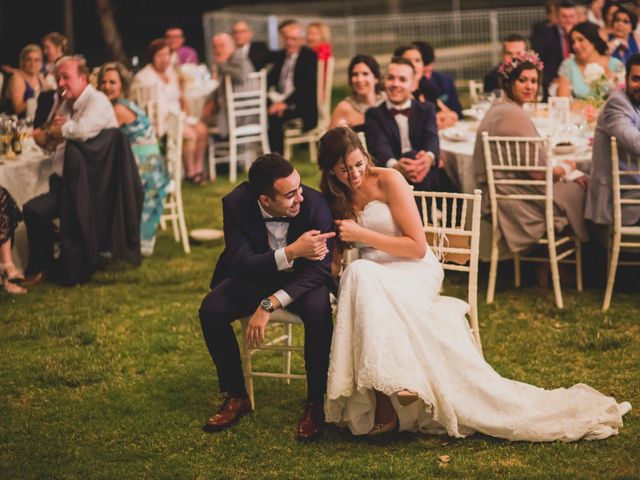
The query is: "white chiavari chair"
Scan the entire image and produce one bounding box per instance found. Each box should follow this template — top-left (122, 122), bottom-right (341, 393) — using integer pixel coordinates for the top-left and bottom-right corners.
top-left (208, 69), bottom-right (270, 182)
top-left (414, 189), bottom-right (483, 353)
top-left (159, 111), bottom-right (190, 254)
top-left (602, 137), bottom-right (640, 310)
top-left (468, 80), bottom-right (483, 105)
top-left (130, 84), bottom-right (160, 137)
top-left (482, 132), bottom-right (582, 309)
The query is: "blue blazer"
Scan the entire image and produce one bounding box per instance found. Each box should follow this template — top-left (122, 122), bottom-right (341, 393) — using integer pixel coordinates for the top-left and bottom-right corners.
top-left (364, 99), bottom-right (440, 167)
top-left (429, 71), bottom-right (462, 117)
top-left (210, 182), bottom-right (334, 300)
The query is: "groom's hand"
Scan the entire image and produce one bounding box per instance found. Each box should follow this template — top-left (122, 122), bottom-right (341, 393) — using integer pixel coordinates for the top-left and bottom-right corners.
top-left (285, 230), bottom-right (336, 262)
top-left (245, 296), bottom-right (282, 347)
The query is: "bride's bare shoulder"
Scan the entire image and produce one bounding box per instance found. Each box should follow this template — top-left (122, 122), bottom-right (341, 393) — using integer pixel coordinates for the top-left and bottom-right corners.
top-left (373, 167), bottom-right (409, 190)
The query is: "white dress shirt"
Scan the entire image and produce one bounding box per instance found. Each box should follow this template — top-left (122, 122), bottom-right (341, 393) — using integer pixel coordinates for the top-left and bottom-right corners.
top-left (132, 64), bottom-right (181, 137)
top-left (52, 84), bottom-right (118, 175)
top-left (258, 202), bottom-right (294, 308)
top-left (384, 99), bottom-right (435, 169)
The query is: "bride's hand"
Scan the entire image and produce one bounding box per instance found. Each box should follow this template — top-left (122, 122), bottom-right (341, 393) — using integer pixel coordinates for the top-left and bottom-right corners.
top-left (335, 219), bottom-right (363, 243)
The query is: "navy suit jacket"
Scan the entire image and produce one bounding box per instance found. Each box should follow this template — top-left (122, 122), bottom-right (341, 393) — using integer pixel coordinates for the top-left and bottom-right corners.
top-left (531, 22), bottom-right (564, 98)
top-left (429, 71), bottom-right (462, 117)
top-left (210, 182), bottom-right (334, 300)
top-left (248, 41), bottom-right (272, 71)
top-left (267, 46), bottom-right (318, 131)
top-left (364, 99), bottom-right (440, 167)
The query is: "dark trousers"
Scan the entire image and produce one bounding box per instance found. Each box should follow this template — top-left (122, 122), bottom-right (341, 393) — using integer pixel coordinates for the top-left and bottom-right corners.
top-left (198, 277), bottom-right (333, 403)
top-left (22, 174), bottom-right (62, 275)
top-left (267, 109), bottom-right (300, 155)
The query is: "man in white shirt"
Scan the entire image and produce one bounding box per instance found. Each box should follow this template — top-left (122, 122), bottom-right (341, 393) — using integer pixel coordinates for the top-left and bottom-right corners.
top-left (199, 153), bottom-right (335, 441)
top-left (23, 55), bottom-right (117, 284)
top-left (365, 57), bottom-right (448, 193)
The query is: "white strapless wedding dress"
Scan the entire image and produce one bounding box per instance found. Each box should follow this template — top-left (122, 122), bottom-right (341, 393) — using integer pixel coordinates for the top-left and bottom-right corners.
top-left (325, 200), bottom-right (631, 441)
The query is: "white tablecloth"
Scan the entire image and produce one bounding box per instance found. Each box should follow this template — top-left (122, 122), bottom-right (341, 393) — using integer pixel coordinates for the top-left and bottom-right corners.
top-left (0, 150), bottom-right (54, 272)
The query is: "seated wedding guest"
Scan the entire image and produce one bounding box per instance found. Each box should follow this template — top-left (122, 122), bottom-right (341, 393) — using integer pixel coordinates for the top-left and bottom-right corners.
top-left (473, 51), bottom-right (589, 257)
top-left (231, 20), bottom-right (271, 71)
top-left (608, 5), bottom-right (640, 63)
top-left (4, 44), bottom-right (44, 117)
top-left (484, 34), bottom-right (528, 93)
top-left (22, 55), bottom-right (131, 286)
top-left (329, 54), bottom-right (384, 132)
top-left (318, 126), bottom-right (630, 441)
top-left (365, 57), bottom-right (455, 194)
top-left (98, 62), bottom-right (170, 257)
top-left (165, 26), bottom-right (198, 66)
top-left (205, 33), bottom-right (254, 138)
top-left (557, 21), bottom-right (625, 99)
top-left (198, 153), bottom-right (335, 440)
top-left (531, 0), bottom-right (578, 98)
top-left (394, 43), bottom-right (458, 130)
top-left (132, 39), bottom-right (208, 184)
top-left (267, 19), bottom-right (318, 154)
top-left (601, 0), bottom-right (621, 37)
top-left (409, 41), bottom-right (462, 117)
top-left (586, 52), bottom-right (640, 228)
top-left (587, 0), bottom-right (606, 26)
top-left (306, 21), bottom-right (332, 62)
top-left (0, 186), bottom-right (26, 294)
top-left (41, 32), bottom-right (68, 90)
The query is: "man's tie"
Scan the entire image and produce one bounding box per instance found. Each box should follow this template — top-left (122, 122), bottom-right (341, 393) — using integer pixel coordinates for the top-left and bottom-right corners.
top-left (264, 216), bottom-right (293, 223)
top-left (391, 108), bottom-right (411, 117)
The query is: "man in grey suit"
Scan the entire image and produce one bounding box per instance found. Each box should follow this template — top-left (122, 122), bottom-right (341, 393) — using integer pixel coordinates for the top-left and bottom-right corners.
top-left (586, 53), bottom-right (640, 228)
top-left (207, 33), bottom-right (254, 138)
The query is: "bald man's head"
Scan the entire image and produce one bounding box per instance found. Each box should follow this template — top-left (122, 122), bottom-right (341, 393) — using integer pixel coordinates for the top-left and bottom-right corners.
top-left (212, 33), bottom-right (235, 62)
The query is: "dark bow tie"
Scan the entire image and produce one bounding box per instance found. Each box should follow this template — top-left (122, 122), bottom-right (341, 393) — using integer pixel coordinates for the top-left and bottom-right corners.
top-left (263, 216), bottom-right (293, 223)
top-left (391, 107), bottom-right (411, 117)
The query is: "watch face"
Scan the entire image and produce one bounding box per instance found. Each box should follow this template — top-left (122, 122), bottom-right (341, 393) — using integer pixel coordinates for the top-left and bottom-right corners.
top-left (261, 299), bottom-right (273, 311)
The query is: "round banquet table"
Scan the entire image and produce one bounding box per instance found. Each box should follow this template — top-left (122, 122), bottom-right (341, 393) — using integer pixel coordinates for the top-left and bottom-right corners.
top-left (0, 150), bottom-right (54, 273)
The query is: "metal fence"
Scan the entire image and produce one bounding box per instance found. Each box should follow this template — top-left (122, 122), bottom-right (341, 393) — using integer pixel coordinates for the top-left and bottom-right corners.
top-left (202, 7), bottom-right (546, 88)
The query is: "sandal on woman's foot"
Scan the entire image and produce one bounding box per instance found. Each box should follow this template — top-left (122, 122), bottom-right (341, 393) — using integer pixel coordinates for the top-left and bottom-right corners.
top-left (1, 271), bottom-right (27, 294)
top-left (397, 390), bottom-right (419, 407)
top-left (368, 412), bottom-right (398, 436)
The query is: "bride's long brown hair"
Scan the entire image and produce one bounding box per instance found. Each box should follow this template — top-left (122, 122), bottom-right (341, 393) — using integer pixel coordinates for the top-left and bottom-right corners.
top-left (318, 127), bottom-right (373, 247)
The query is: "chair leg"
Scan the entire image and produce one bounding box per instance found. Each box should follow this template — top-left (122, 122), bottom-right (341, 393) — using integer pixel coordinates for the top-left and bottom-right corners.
top-left (284, 323), bottom-right (292, 385)
top-left (487, 235), bottom-right (499, 304)
top-left (207, 137), bottom-right (217, 181)
top-left (284, 139), bottom-right (292, 162)
top-left (514, 252), bottom-right (521, 288)
top-left (175, 190), bottom-right (191, 254)
top-left (230, 139), bottom-right (237, 183)
top-left (239, 322), bottom-right (255, 410)
top-left (170, 199), bottom-right (180, 242)
top-left (309, 138), bottom-right (317, 163)
top-left (603, 232), bottom-right (622, 311)
top-left (261, 133), bottom-right (270, 154)
top-left (575, 238), bottom-right (583, 292)
top-left (547, 242), bottom-right (564, 309)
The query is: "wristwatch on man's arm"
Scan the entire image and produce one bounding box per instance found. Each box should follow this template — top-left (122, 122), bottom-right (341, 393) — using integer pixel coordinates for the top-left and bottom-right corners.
top-left (260, 297), bottom-right (276, 313)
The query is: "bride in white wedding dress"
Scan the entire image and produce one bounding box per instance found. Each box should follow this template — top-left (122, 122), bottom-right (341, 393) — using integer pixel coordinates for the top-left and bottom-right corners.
top-left (317, 127), bottom-right (631, 441)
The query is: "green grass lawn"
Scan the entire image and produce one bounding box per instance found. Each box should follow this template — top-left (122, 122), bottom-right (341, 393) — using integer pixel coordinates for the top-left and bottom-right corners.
top-left (1, 154), bottom-right (639, 479)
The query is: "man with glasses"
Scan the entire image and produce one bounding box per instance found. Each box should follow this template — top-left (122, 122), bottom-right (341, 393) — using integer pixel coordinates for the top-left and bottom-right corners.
top-left (231, 20), bottom-right (271, 71)
top-left (164, 26), bottom-right (198, 66)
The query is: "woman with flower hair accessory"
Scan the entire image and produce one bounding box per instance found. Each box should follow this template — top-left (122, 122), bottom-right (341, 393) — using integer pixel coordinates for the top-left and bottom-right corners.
top-left (473, 49), bottom-right (589, 256)
top-left (557, 21), bottom-right (625, 99)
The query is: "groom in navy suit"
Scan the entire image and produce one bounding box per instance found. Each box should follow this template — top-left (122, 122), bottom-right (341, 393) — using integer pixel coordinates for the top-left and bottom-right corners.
top-left (199, 153), bottom-right (335, 440)
top-left (365, 56), bottom-right (455, 193)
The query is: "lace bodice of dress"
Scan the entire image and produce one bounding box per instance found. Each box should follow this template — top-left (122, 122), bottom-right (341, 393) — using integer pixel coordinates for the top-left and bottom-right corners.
top-left (356, 200), bottom-right (418, 263)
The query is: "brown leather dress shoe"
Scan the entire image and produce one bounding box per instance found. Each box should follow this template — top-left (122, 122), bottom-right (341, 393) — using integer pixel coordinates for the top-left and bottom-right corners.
top-left (203, 396), bottom-right (252, 433)
top-left (296, 402), bottom-right (325, 441)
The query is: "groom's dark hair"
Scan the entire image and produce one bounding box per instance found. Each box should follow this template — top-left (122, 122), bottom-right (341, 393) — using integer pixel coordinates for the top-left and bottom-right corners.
top-left (248, 153), bottom-right (294, 199)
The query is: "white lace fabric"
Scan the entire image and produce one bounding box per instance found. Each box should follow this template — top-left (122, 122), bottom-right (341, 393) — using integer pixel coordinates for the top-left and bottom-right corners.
top-left (325, 201), bottom-right (631, 441)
